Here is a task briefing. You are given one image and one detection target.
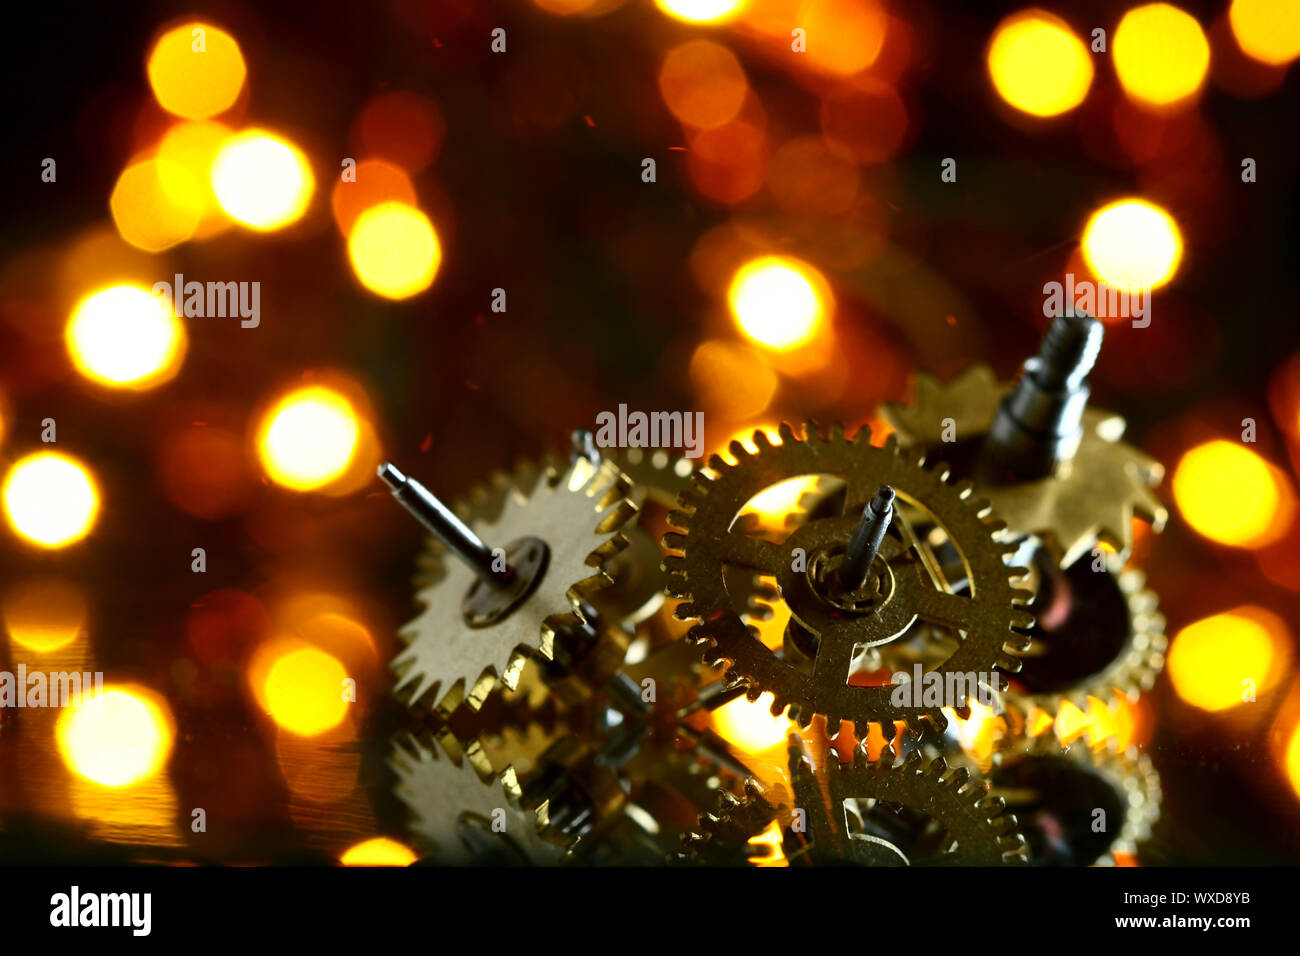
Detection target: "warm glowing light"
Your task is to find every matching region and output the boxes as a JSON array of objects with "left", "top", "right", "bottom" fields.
[
  {"left": 346, "top": 202, "right": 442, "bottom": 299},
  {"left": 3, "top": 580, "right": 87, "bottom": 653},
  {"left": 1230, "top": 0, "right": 1300, "bottom": 66},
  {"left": 256, "top": 386, "right": 361, "bottom": 491},
  {"left": 1168, "top": 608, "right": 1285, "bottom": 712},
  {"left": 689, "top": 341, "right": 778, "bottom": 419},
  {"left": 1081, "top": 199, "right": 1183, "bottom": 291},
  {"left": 211, "top": 130, "right": 315, "bottom": 230},
  {"left": 659, "top": 40, "right": 749, "bottom": 130},
  {"left": 3, "top": 453, "right": 99, "bottom": 548},
  {"left": 341, "top": 837, "right": 418, "bottom": 866},
  {"left": 157, "top": 120, "right": 234, "bottom": 238},
  {"left": 986, "top": 11, "right": 1093, "bottom": 117},
  {"left": 1113, "top": 4, "right": 1210, "bottom": 108},
  {"left": 740, "top": 475, "right": 823, "bottom": 524},
  {"left": 712, "top": 692, "right": 792, "bottom": 752},
  {"left": 66, "top": 284, "right": 186, "bottom": 389},
  {"left": 728, "top": 256, "right": 828, "bottom": 351},
  {"left": 331, "top": 159, "right": 417, "bottom": 235},
  {"left": 655, "top": 0, "right": 746, "bottom": 24},
  {"left": 110, "top": 158, "right": 203, "bottom": 251},
  {"left": 747, "top": 820, "right": 788, "bottom": 866},
  {"left": 262, "top": 645, "right": 350, "bottom": 736},
  {"left": 1173, "top": 440, "right": 1294, "bottom": 547},
  {"left": 799, "top": 0, "right": 888, "bottom": 75},
  {"left": 57, "top": 686, "right": 174, "bottom": 787},
  {"left": 1286, "top": 720, "right": 1300, "bottom": 800},
  {"left": 147, "top": 22, "right": 246, "bottom": 119}
]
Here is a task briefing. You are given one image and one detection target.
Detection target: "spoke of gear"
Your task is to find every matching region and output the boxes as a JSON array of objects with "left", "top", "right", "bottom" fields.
[
  {"left": 664, "top": 421, "right": 1034, "bottom": 737},
  {"left": 392, "top": 456, "right": 637, "bottom": 717},
  {"left": 881, "top": 363, "right": 1167, "bottom": 567}
]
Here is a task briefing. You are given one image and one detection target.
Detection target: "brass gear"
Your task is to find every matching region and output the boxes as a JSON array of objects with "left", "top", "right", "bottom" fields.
[
  {"left": 1009, "top": 566, "right": 1167, "bottom": 712},
  {"left": 389, "top": 732, "right": 572, "bottom": 865},
  {"left": 664, "top": 421, "right": 1035, "bottom": 737},
  {"left": 880, "top": 364, "right": 1166, "bottom": 568},
  {"left": 392, "top": 456, "right": 637, "bottom": 717},
  {"left": 988, "top": 737, "right": 1161, "bottom": 866},
  {"left": 685, "top": 739, "right": 1028, "bottom": 865}
]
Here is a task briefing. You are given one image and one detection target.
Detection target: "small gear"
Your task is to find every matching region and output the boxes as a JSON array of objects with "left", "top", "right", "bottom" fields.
[
  {"left": 685, "top": 740, "right": 1028, "bottom": 865},
  {"left": 881, "top": 364, "right": 1166, "bottom": 567},
  {"left": 389, "top": 733, "right": 572, "bottom": 865},
  {"left": 664, "top": 421, "right": 1035, "bottom": 737},
  {"left": 1009, "top": 564, "right": 1167, "bottom": 711},
  {"left": 392, "top": 456, "right": 637, "bottom": 717},
  {"left": 988, "top": 737, "right": 1161, "bottom": 866}
]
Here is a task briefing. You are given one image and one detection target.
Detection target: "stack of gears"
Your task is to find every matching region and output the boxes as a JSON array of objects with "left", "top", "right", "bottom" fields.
[{"left": 382, "top": 312, "right": 1168, "bottom": 866}]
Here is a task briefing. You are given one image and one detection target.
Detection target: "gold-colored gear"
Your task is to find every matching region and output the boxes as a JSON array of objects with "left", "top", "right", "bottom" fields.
[
  {"left": 988, "top": 737, "right": 1161, "bottom": 866},
  {"left": 389, "top": 732, "right": 572, "bottom": 865},
  {"left": 392, "top": 456, "right": 637, "bottom": 717},
  {"left": 880, "top": 363, "right": 1167, "bottom": 567},
  {"left": 1010, "top": 566, "right": 1167, "bottom": 712},
  {"left": 664, "top": 421, "right": 1035, "bottom": 737},
  {"left": 685, "top": 739, "right": 1028, "bottom": 865}
]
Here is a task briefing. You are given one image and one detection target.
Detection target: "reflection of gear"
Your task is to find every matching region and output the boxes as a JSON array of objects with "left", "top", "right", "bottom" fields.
[
  {"left": 665, "top": 422, "right": 1034, "bottom": 737},
  {"left": 991, "top": 737, "right": 1160, "bottom": 866},
  {"left": 1011, "top": 566, "right": 1167, "bottom": 711},
  {"left": 390, "top": 733, "right": 571, "bottom": 864},
  {"left": 881, "top": 364, "right": 1167, "bottom": 567},
  {"left": 686, "top": 741, "right": 1028, "bottom": 865},
  {"left": 393, "top": 458, "right": 637, "bottom": 716}
]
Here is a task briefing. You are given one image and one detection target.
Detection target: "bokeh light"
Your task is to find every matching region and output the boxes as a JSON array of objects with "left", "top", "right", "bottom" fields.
[
  {"left": 659, "top": 40, "right": 749, "bottom": 130},
  {"left": 728, "top": 255, "right": 829, "bottom": 350},
  {"left": 57, "top": 686, "right": 175, "bottom": 787},
  {"left": 354, "top": 91, "right": 444, "bottom": 173},
  {"left": 1230, "top": 0, "right": 1300, "bottom": 66},
  {"left": 1113, "top": 4, "right": 1210, "bottom": 109},
  {"left": 157, "top": 120, "right": 235, "bottom": 238},
  {"left": 1081, "top": 199, "right": 1183, "bottom": 291},
  {"left": 1286, "top": 719, "right": 1300, "bottom": 800},
  {"left": 1172, "top": 440, "right": 1295, "bottom": 547},
  {"left": 346, "top": 202, "right": 441, "bottom": 299},
  {"left": 147, "top": 22, "right": 246, "bottom": 120},
  {"left": 986, "top": 11, "right": 1094, "bottom": 117},
  {"left": 1168, "top": 607, "right": 1287, "bottom": 711},
  {"left": 211, "top": 130, "right": 315, "bottom": 230},
  {"left": 110, "top": 158, "right": 203, "bottom": 251},
  {"left": 340, "top": 837, "right": 417, "bottom": 866},
  {"left": 256, "top": 386, "right": 361, "bottom": 492},
  {"left": 689, "top": 340, "right": 778, "bottom": 419},
  {"left": 3, "top": 579, "right": 87, "bottom": 653},
  {"left": 655, "top": 0, "right": 746, "bottom": 24},
  {"left": 331, "top": 159, "right": 417, "bottom": 235},
  {"left": 262, "top": 645, "right": 350, "bottom": 736},
  {"left": 66, "top": 284, "right": 186, "bottom": 389},
  {"left": 3, "top": 452, "right": 99, "bottom": 548},
  {"left": 711, "top": 692, "right": 792, "bottom": 752},
  {"left": 799, "top": 0, "right": 888, "bottom": 76}
]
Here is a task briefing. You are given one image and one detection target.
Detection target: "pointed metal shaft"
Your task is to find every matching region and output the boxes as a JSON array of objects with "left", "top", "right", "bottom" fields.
[
  {"left": 378, "top": 462, "right": 513, "bottom": 588},
  {"left": 571, "top": 427, "right": 599, "bottom": 466},
  {"left": 840, "top": 486, "right": 895, "bottom": 591}
]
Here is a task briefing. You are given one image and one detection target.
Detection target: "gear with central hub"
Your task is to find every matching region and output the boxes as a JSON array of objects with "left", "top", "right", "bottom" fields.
[
  {"left": 685, "top": 738, "right": 1028, "bottom": 866},
  {"left": 663, "top": 421, "right": 1035, "bottom": 737},
  {"left": 392, "top": 457, "right": 638, "bottom": 718}
]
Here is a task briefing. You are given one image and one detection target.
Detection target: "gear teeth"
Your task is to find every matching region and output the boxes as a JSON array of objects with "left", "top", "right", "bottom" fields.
[
  {"left": 752, "top": 428, "right": 775, "bottom": 450},
  {"left": 777, "top": 422, "right": 798, "bottom": 444}
]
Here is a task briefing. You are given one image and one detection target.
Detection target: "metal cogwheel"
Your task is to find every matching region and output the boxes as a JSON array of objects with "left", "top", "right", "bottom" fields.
[
  {"left": 1008, "top": 566, "right": 1167, "bottom": 712},
  {"left": 880, "top": 363, "right": 1167, "bottom": 568},
  {"left": 685, "top": 740, "right": 1028, "bottom": 866},
  {"left": 990, "top": 736, "right": 1161, "bottom": 866},
  {"left": 392, "top": 456, "right": 637, "bottom": 716},
  {"left": 663, "top": 421, "right": 1035, "bottom": 737},
  {"left": 389, "top": 733, "right": 572, "bottom": 865}
]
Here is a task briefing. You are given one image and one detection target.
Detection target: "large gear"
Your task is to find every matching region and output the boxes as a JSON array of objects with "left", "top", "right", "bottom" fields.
[
  {"left": 685, "top": 740, "right": 1028, "bottom": 865},
  {"left": 664, "top": 422, "right": 1035, "bottom": 737},
  {"left": 392, "top": 456, "right": 637, "bottom": 717},
  {"left": 881, "top": 364, "right": 1166, "bottom": 567}
]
